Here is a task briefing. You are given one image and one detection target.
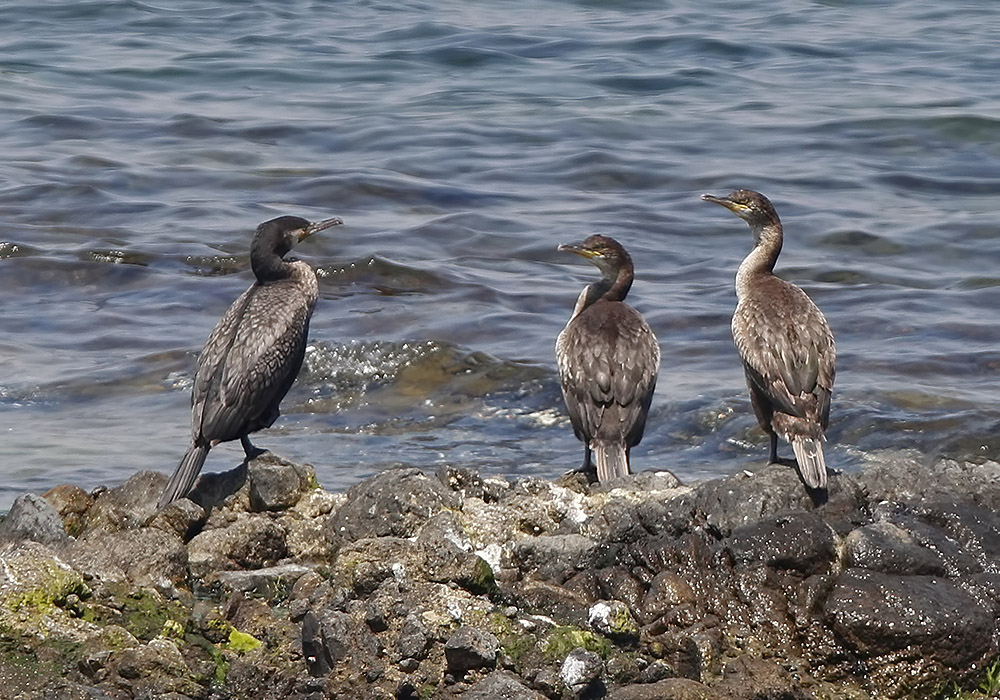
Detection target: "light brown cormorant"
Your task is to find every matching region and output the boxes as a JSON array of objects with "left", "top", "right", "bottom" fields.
[
  {"left": 556, "top": 235, "right": 660, "bottom": 482},
  {"left": 701, "top": 189, "right": 835, "bottom": 490},
  {"left": 158, "top": 215, "right": 343, "bottom": 508}
]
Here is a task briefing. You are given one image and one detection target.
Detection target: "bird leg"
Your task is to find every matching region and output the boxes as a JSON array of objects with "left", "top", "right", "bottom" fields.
[{"left": 241, "top": 436, "right": 268, "bottom": 461}]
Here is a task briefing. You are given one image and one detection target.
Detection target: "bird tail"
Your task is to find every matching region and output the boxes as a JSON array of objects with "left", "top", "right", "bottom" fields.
[
  {"left": 591, "top": 440, "right": 629, "bottom": 482},
  {"left": 158, "top": 445, "right": 209, "bottom": 508},
  {"left": 791, "top": 436, "right": 827, "bottom": 490}
]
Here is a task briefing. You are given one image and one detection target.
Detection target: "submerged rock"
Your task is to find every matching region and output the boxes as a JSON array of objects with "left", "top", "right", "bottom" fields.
[{"left": 1, "top": 452, "right": 998, "bottom": 699}]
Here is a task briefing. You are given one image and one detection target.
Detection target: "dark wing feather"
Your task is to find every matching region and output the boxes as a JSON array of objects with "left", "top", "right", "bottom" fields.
[
  {"left": 557, "top": 300, "right": 660, "bottom": 447},
  {"left": 733, "top": 276, "right": 834, "bottom": 426},
  {"left": 194, "top": 276, "right": 317, "bottom": 443}
]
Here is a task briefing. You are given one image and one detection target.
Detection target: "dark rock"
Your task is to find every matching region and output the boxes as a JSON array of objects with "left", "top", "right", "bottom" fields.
[
  {"left": 827, "top": 568, "right": 994, "bottom": 667},
  {"left": 726, "top": 512, "right": 837, "bottom": 575},
  {"left": 397, "top": 611, "right": 433, "bottom": 661},
  {"left": 844, "top": 521, "right": 946, "bottom": 576},
  {"left": 640, "top": 572, "right": 697, "bottom": 624},
  {"left": 607, "top": 678, "right": 725, "bottom": 700},
  {"left": 715, "top": 656, "right": 812, "bottom": 700},
  {"left": 560, "top": 647, "right": 603, "bottom": 695},
  {"left": 444, "top": 625, "right": 499, "bottom": 674},
  {"left": 248, "top": 454, "right": 316, "bottom": 511},
  {"left": 324, "top": 467, "right": 461, "bottom": 545},
  {"left": 0, "top": 493, "right": 69, "bottom": 545},
  {"left": 83, "top": 470, "right": 165, "bottom": 534},
  {"left": 462, "top": 670, "right": 546, "bottom": 699}
]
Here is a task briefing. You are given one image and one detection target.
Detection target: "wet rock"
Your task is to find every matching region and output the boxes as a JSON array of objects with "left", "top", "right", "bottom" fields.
[
  {"left": 248, "top": 454, "right": 317, "bottom": 511},
  {"left": 826, "top": 568, "right": 994, "bottom": 693},
  {"left": 715, "top": 656, "right": 812, "bottom": 700},
  {"left": 607, "top": 678, "right": 725, "bottom": 700},
  {"left": 560, "top": 647, "right": 603, "bottom": 695},
  {"left": 844, "top": 521, "right": 946, "bottom": 576},
  {"left": 0, "top": 493, "right": 69, "bottom": 545},
  {"left": 324, "top": 467, "right": 461, "bottom": 545},
  {"left": 726, "top": 512, "right": 837, "bottom": 575},
  {"left": 68, "top": 527, "right": 187, "bottom": 593},
  {"left": 462, "top": 670, "right": 546, "bottom": 699},
  {"left": 109, "top": 637, "right": 200, "bottom": 697},
  {"left": 444, "top": 625, "right": 499, "bottom": 674},
  {"left": 187, "top": 513, "right": 287, "bottom": 578},
  {"left": 83, "top": 470, "right": 165, "bottom": 534}
]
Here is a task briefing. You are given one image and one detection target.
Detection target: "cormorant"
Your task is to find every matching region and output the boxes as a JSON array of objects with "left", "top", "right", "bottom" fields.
[
  {"left": 701, "top": 189, "right": 835, "bottom": 490},
  {"left": 158, "top": 214, "right": 343, "bottom": 508},
  {"left": 555, "top": 235, "right": 660, "bottom": 482}
]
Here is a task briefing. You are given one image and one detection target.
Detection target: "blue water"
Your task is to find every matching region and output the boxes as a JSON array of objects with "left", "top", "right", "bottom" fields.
[{"left": 1, "top": 0, "right": 999, "bottom": 510}]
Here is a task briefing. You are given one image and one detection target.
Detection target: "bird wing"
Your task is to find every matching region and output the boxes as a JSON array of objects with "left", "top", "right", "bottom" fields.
[
  {"left": 557, "top": 301, "right": 660, "bottom": 446},
  {"left": 193, "top": 279, "right": 316, "bottom": 441},
  {"left": 733, "top": 280, "right": 835, "bottom": 425}
]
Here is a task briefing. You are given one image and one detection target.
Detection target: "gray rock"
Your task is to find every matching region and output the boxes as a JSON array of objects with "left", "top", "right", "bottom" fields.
[
  {"left": 83, "top": 470, "right": 166, "bottom": 534},
  {"left": 0, "top": 493, "right": 68, "bottom": 544},
  {"left": 146, "top": 497, "right": 206, "bottom": 541},
  {"left": 560, "top": 647, "right": 603, "bottom": 695},
  {"left": 109, "top": 638, "right": 200, "bottom": 697},
  {"left": 512, "top": 533, "right": 598, "bottom": 582},
  {"left": 187, "top": 513, "right": 288, "bottom": 578},
  {"left": 324, "top": 467, "right": 461, "bottom": 544},
  {"left": 462, "top": 670, "right": 546, "bottom": 699},
  {"left": 248, "top": 455, "right": 316, "bottom": 511},
  {"left": 588, "top": 600, "right": 639, "bottom": 642},
  {"left": 68, "top": 527, "right": 187, "bottom": 593},
  {"left": 207, "top": 563, "right": 313, "bottom": 600},
  {"left": 444, "top": 625, "right": 498, "bottom": 674}
]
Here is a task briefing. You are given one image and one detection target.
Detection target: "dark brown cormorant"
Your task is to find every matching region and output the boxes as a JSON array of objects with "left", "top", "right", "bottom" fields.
[
  {"left": 158, "top": 214, "right": 343, "bottom": 508},
  {"left": 556, "top": 235, "right": 660, "bottom": 482},
  {"left": 701, "top": 189, "right": 835, "bottom": 490}
]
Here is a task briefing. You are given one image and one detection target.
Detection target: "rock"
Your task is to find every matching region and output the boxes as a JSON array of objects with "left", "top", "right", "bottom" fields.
[
  {"left": 109, "top": 637, "right": 200, "bottom": 697},
  {"left": 324, "top": 467, "right": 461, "bottom": 545},
  {"left": 512, "top": 533, "right": 599, "bottom": 582},
  {"left": 146, "top": 498, "right": 206, "bottom": 541},
  {"left": 248, "top": 454, "right": 317, "bottom": 511},
  {"left": 844, "top": 521, "right": 946, "bottom": 576},
  {"left": 607, "top": 678, "right": 726, "bottom": 700},
  {"left": 187, "top": 513, "right": 287, "bottom": 578},
  {"left": 715, "top": 656, "right": 812, "bottom": 700},
  {"left": 462, "top": 670, "right": 546, "bottom": 699},
  {"left": 207, "top": 563, "right": 313, "bottom": 600},
  {"left": 68, "top": 527, "right": 187, "bottom": 593},
  {"left": 560, "top": 647, "right": 603, "bottom": 695},
  {"left": 444, "top": 625, "right": 498, "bottom": 674},
  {"left": 397, "top": 611, "right": 433, "bottom": 661},
  {"left": 826, "top": 568, "right": 994, "bottom": 694},
  {"left": 726, "top": 512, "right": 837, "bottom": 575},
  {"left": 0, "top": 493, "right": 69, "bottom": 545},
  {"left": 42, "top": 483, "right": 94, "bottom": 538},
  {"left": 588, "top": 600, "right": 639, "bottom": 642},
  {"left": 83, "top": 471, "right": 165, "bottom": 534}
]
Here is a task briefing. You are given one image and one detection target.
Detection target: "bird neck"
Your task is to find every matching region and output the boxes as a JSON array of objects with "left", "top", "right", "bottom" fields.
[
  {"left": 736, "top": 221, "right": 782, "bottom": 291},
  {"left": 250, "top": 245, "right": 296, "bottom": 283}
]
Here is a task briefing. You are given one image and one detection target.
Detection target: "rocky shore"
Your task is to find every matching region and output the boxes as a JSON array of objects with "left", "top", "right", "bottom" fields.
[{"left": 0, "top": 452, "right": 998, "bottom": 699}]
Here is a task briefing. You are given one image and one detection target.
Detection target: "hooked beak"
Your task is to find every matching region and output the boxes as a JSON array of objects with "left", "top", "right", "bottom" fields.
[
  {"left": 558, "top": 243, "right": 600, "bottom": 259},
  {"left": 701, "top": 193, "right": 750, "bottom": 218},
  {"left": 298, "top": 216, "right": 344, "bottom": 242}
]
